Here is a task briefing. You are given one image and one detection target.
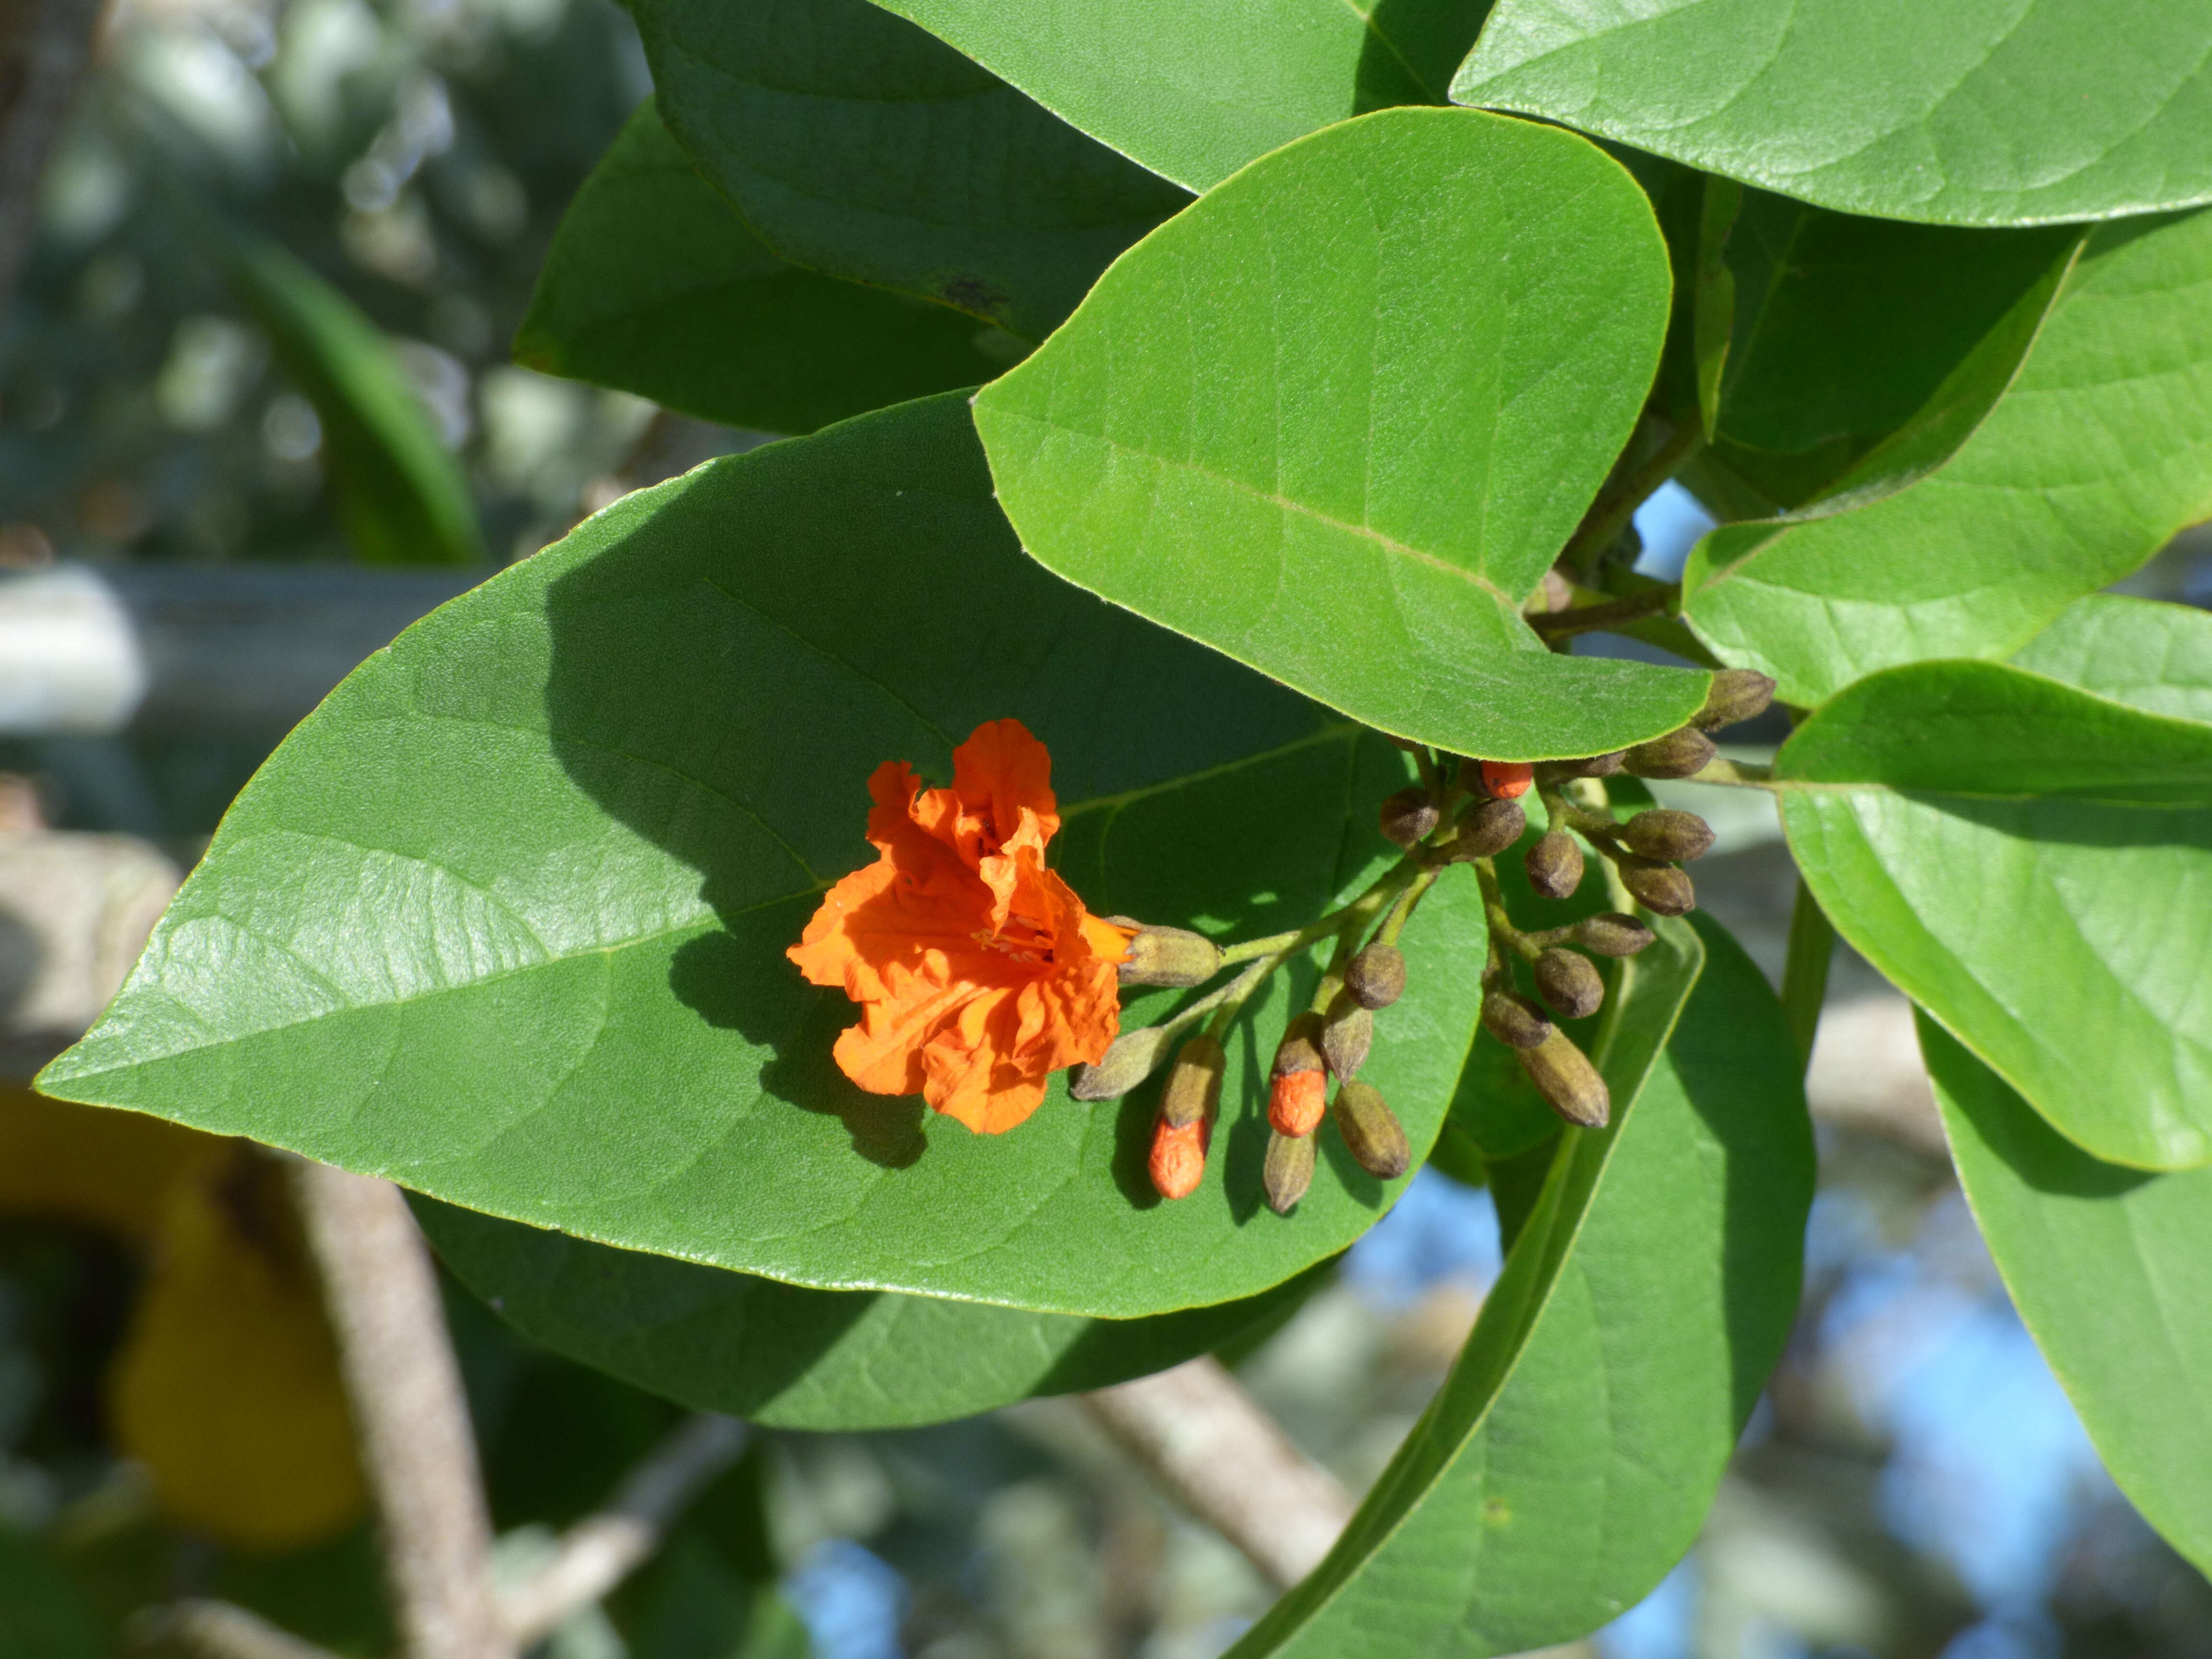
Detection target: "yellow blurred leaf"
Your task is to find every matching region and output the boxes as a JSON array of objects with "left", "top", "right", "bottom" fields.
[
  {"left": 109, "top": 1147, "right": 365, "bottom": 1551},
  {"left": 0, "top": 1085, "right": 214, "bottom": 1238}
]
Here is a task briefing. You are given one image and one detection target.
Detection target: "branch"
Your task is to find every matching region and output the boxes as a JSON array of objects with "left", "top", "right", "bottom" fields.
[
  {"left": 498, "top": 1412, "right": 750, "bottom": 1647},
  {"left": 288, "top": 1161, "right": 515, "bottom": 1659},
  {"left": 126, "top": 1600, "right": 339, "bottom": 1659},
  {"left": 0, "top": 0, "right": 104, "bottom": 317},
  {"left": 1082, "top": 1357, "right": 1354, "bottom": 1588}
]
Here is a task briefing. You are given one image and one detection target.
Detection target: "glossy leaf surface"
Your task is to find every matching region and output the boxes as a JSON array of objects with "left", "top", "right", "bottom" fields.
[
  {"left": 1232, "top": 914, "right": 1811, "bottom": 1657},
  {"left": 1777, "top": 655, "right": 2212, "bottom": 1168},
  {"left": 1452, "top": 0, "right": 2212, "bottom": 227},
  {"left": 1683, "top": 209, "right": 2212, "bottom": 706},
  {"left": 976, "top": 108, "right": 1710, "bottom": 762},
  {"left": 2012, "top": 593, "right": 2212, "bottom": 725},
  {"left": 876, "top": 0, "right": 1492, "bottom": 192},
  {"left": 38, "top": 394, "right": 1485, "bottom": 1318},
  {"left": 630, "top": 0, "right": 1189, "bottom": 341},
  {"left": 418, "top": 1197, "right": 1323, "bottom": 1429},
  {"left": 215, "top": 228, "right": 481, "bottom": 566},
  {"left": 514, "top": 103, "right": 1009, "bottom": 434},
  {"left": 1927, "top": 1018, "right": 2212, "bottom": 1575}
]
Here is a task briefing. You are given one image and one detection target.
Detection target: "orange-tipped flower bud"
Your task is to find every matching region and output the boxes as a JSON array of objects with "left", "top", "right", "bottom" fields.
[
  {"left": 1269, "top": 1068, "right": 1327, "bottom": 1138},
  {"left": 1480, "top": 759, "right": 1535, "bottom": 799},
  {"left": 1149, "top": 1117, "right": 1210, "bottom": 1200},
  {"left": 1157, "top": 1035, "right": 1226, "bottom": 1130}
]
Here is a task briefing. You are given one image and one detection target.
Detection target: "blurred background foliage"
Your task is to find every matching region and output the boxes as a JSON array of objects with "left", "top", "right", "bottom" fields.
[{"left": 2, "top": 0, "right": 2212, "bottom": 1656}]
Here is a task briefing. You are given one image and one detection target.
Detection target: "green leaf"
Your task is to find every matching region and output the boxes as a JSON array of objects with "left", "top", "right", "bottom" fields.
[
  {"left": 514, "top": 102, "right": 1011, "bottom": 435},
  {"left": 1693, "top": 183, "right": 2078, "bottom": 506},
  {"left": 0, "top": 1529, "right": 102, "bottom": 1659},
  {"left": 2011, "top": 593, "right": 2212, "bottom": 725},
  {"left": 629, "top": 0, "right": 1190, "bottom": 342},
  {"left": 974, "top": 108, "right": 1710, "bottom": 763},
  {"left": 1683, "top": 208, "right": 2212, "bottom": 706},
  {"left": 1776, "top": 657, "right": 2212, "bottom": 1168},
  {"left": 1450, "top": 0, "right": 2212, "bottom": 227},
  {"left": 415, "top": 1196, "right": 1325, "bottom": 1429},
  {"left": 873, "top": 0, "right": 1494, "bottom": 193},
  {"left": 1230, "top": 913, "right": 1812, "bottom": 1658},
  {"left": 36, "top": 393, "right": 1486, "bottom": 1319},
  {"left": 1925, "top": 1017, "right": 2212, "bottom": 1576},
  {"left": 212, "top": 227, "right": 482, "bottom": 567}
]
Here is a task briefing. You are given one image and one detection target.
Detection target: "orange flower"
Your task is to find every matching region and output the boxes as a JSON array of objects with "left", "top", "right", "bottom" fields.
[{"left": 788, "top": 720, "right": 1133, "bottom": 1135}]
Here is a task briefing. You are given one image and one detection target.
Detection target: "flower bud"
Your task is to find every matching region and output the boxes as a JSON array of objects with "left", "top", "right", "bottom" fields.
[
  {"left": 1379, "top": 787, "right": 1440, "bottom": 849},
  {"left": 1269, "top": 1068, "right": 1326, "bottom": 1138},
  {"left": 1622, "top": 726, "right": 1717, "bottom": 780},
  {"left": 1333, "top": 1080, "right": 1410, "bottom": 1179},
  {"left": 1322, "top": 994, "right": 1373, "bottom": 1080},
  {"left": 1619, "top": 808, "right": 1716, "bottom": 864},
  {"left": 1535, "top": 751, "right": 1625, "bottom": 783},
  {"left": 1480, "top": 988, "right": 1552, "bottom": 1049},
  {"left": 1574, "top": 912, "right": 1655, "bottom": 958},
  {"left": 1111, "top": 922, "right": 1224, "bottom": 987},
  {"left": 1691, "top": 668, "right": 1778, "bottom": 731},
  {"left": 1452, "top": 797, "right": 1525, "bottom": 861},
  {"left": 1620, "top": 856, "right": 1696, "bottom": 916},
  {"left": 1479, "top": 759, "right": 1534, "bottom": 800},
  {"left": 1263, "top": 1129, "right": 1316, "bottom": 1214},
  {"left": 1070, "top": 1025, "right": 1172, "bottom": 1101},
  {"left": 1149, "top": 1118, "right": 1210, "bottom": 1200},
  {"left": 1524, "top": 829, "right": 1584, "bottom": 900},
  {"left": 1158, "top": 1035, "right": 1226, "bottom": 1130},
  {"left": 1534, "top": 948, "right": 1605, "bottom": 1020},
  {"left": 1345, "top": 943, "right": 1406, "bottom": 1010},
  {"left": 1515, "top": 1028, "right": 1611, "bottom": 1128}
]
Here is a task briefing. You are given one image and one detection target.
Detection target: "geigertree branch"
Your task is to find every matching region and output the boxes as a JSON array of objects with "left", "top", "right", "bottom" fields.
[
  {"left": 1082, "top": 1356, "right": 1356, "bottom": 1588},
  {"left": 126, "top": 1600, "right": 342, "bottom": 1659},
  {"left": 498, "top": 1412, "right": 750, "bottom": 1647},
  {"left": 287, "top": 1162, "right": 517, "bottom": 1659},
  {"left": 0, "top": 0, "right": 104, "bottom": 316}
]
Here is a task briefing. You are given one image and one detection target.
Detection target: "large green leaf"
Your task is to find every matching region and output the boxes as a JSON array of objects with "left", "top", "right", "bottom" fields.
[
  {"left": 1926, "top": 1018, "right": 2212, "bottom": 1575},
  {"left": 1232, "top": 913, "right": 1811, "bottom": 1658},
  {"left": 418, "top": 1197, "right": 1322, "bottom": 1429},
  {"left": 514, "top": 102, "right": 1010, "bottom": 434},
  {"left": 1694, "top": 183, "right": 2077, "bottom": 506},
  {"left": 36, "top": 393, "right": 1486, "bottom": 1318},
  {"left": 1777, "top": 655, "right": 2212, "bottom": 1169},
  {"left": 974, "top": 108, "right": 1709, "bottom": 763},
  {"left": 2011, "top": 593, "right": 2212, "bottom": 725},
  {"left": 629, "top": 0, "right": 1189, "bottom": 342},
  {"left": 1682, "top": 208, "right": 2212, "bottom": 707},
  {"left": 1451, "top": 0, "right": 2212, "bottom": 227},
  {"left": 213, "top": 228, "right": 481, "bottom": 566},
  {"left": 874, "top": 0, "right": 1493, "bottom": 193}
]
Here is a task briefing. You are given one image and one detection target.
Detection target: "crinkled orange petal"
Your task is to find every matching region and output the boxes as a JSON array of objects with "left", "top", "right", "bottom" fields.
[{"left": 951, "top": 717, "right": 1059, "bottom": 857}]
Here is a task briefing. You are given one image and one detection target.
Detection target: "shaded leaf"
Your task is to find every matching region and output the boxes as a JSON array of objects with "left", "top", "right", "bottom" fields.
[
  {"left": 1926, "top": 1017, "right": 2212, "bottom": 1576},
  {"left": 1683, "top": 208, "right": 2212, "bottom": 706},
  {"left": 38, "top": 393, "right": 1485, "bottom": 1318},
  {"left": 213, "top": 227, "right": 481, "bottom": 566},
  {"left": 1776, "top": 656, "right": 2212, "bottom": 1167},
  {"left": 1694, "top": 183, "right": 2078, "bottom": 507},
  {"left": 876, "top": 0, "right": 1494, "bottom": 193},
  {"left": 417, "top": 1196, "right": 1326, "bottom": 1429},
  {"left": 975, "top": 108, "right": 1709, "bottom": 762},
  {"left": 1452, "top": 0, "right": 2212, "bottom": 227},
  {"left": 630, "top": 0, "right": 1189, "bottom": 341},
  {"left": 515, "top": 102, "right": 1011, "bottom": 434},
  {"left": 1231, "top": 914, "right": 1811, "bottom": 1657}
]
